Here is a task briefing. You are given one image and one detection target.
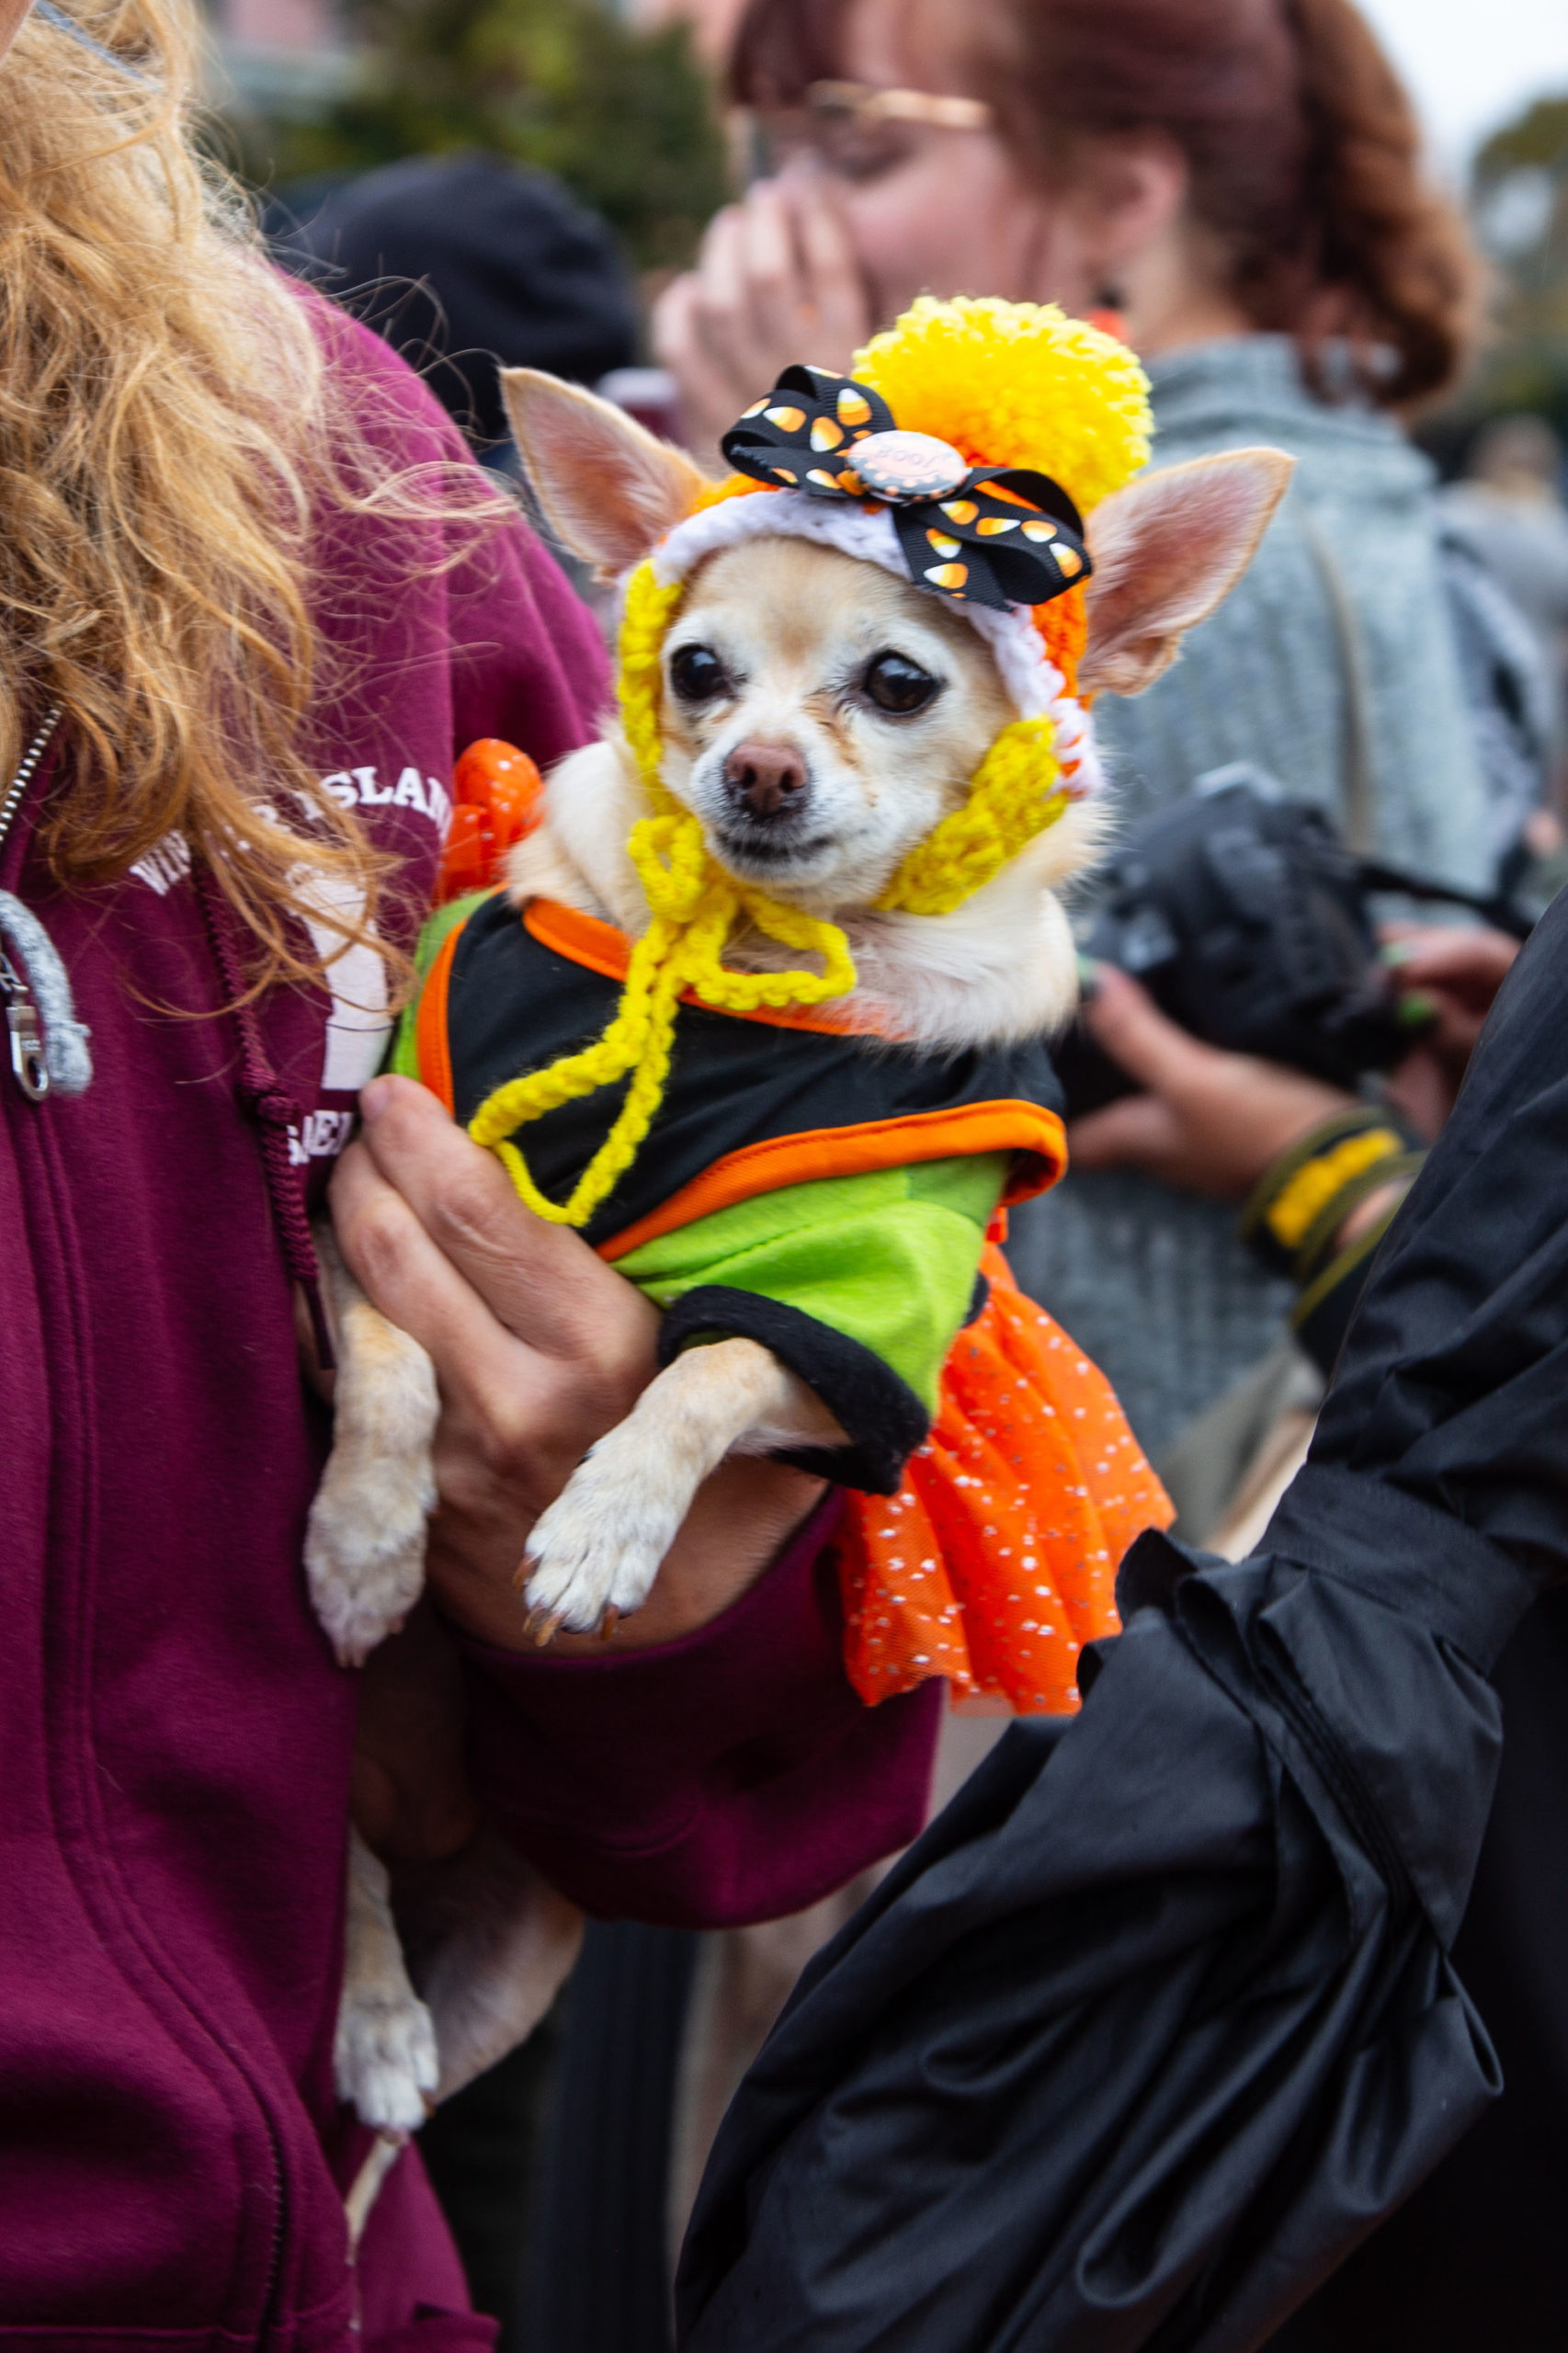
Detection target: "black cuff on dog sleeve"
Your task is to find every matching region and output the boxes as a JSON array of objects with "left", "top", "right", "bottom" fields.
[{"left": 655, "top": 1285, "right": 930, "bottom": 1496}]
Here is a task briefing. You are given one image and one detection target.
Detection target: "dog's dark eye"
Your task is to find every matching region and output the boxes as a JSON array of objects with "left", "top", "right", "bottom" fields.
[
  {"left": 863, "top": 651, "right": 940, "bottom": 715},
  {"left": 669, "top": 644, "right": 732, "bottom": 703}
]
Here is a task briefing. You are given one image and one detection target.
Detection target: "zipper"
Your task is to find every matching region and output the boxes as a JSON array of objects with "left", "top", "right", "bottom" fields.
[
  {"left": 0, "top": 707, "right": 62, "bottom": 1103},
  {"left": 1, "top": 949, "right": 48, "bottom": 1100},
  {"left": 257, "top": 2103, "right": 290, "bottom": 2342},
  {"left": 15, "top": 859, "right": 298, "bottom": 2338}
]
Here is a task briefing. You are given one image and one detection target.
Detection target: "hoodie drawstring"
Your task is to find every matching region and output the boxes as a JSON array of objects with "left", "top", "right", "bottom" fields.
[{"left": 195, "top": 862, "right": 335, "bottom": 1374}]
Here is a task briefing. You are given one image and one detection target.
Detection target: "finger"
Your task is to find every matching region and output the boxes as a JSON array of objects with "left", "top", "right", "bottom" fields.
[
  {"left": 332, "top": 1138, "right": 649, "bottom": 1525},
  {"left": 1081, "top": 965, "right": 1221, "bottom": 1099},
  {"left": 652, "top": 277, "right": 744, "bottom": 460},
  {"left": 1383, "top": 1046, "right": 1453, "bottom": 1143},
  {"left": 329, "top": 1132, "right": 551, "bottom": 1399},
  {"left": 1390, "top": 932, "right": 1518, "bottom": 997},
  {"left": 1403, "top": 989, "right": 1487, "bottom": 1063},
  {"left": 649, "top": 271, "right": 699, "bottom": 369},
  {"left": 693, "top": 206, "right": 761, "bottom": 375},
  {"left": 789, "top": 178, "right": 871, "bottom": 362},
  {"left": 1067, "top": 1093, "right": 1187, "bottom": 1176},
  {"left": 348, "top": 1077, "right": 653, "bottom": 1364},
  {"left": 739, "top": 180, "right": 805, "bottom": 354},
  {"left": 696, "top": 197, "right": 744, "bottom": 274}
]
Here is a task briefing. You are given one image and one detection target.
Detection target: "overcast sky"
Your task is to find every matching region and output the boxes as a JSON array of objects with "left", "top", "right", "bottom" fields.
[{"left": 1358, "top": 0, "right": 1568, "bottom": 169}]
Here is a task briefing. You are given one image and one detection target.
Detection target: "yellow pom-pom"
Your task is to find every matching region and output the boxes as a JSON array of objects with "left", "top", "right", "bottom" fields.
[{"left": 852, "top": 297, "right": 1152, "bottom": 514}]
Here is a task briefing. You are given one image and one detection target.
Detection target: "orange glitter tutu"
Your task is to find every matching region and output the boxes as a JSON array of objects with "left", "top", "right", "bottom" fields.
[{"left": 835, "top": 1244, "right": 1172, "bottom": 1715}]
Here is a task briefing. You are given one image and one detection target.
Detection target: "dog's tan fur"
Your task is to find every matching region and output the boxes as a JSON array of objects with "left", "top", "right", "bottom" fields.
[
  {"left": 510, "top": 538, "right": 1104, "bottom": 1054},
  {"left": 315, "top": 374, "right": 1292, "bottom": 2128}
]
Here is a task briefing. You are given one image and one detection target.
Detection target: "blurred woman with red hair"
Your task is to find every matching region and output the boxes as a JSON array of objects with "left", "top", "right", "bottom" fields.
[{"left": 656, "top": 0, "right": 1501, "bottom": 1471}]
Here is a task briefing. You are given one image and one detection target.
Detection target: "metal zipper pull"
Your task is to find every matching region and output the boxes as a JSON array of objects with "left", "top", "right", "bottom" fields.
[
  {"left": 1, "top": 952, "right": 49, "bottom": 1101},
  {"left": 0, "top": 709, "right": 64, "bottom": 1107}
]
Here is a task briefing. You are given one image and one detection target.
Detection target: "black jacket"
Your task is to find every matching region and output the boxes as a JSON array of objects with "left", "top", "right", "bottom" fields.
[{"left": 676, "top": 884, "right": 1568, "bottom": 2351}]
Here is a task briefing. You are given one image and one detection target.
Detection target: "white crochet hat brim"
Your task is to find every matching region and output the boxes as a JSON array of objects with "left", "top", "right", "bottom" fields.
[{"left": 650, "top": 492, "right": 1103, "bottom": 798}]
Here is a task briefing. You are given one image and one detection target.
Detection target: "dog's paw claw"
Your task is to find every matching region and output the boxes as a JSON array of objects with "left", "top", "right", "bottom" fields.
[
  {"left": 523, "top": 1603, "right": 563, "bottom": 1648},
  {"left": 517, "top": 1442, "right": 685, "bottom": 1637}
]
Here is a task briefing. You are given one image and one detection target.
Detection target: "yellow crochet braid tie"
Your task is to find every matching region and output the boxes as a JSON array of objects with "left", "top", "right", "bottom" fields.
[
  {"left": 468, "top": 563, "right": 857, "bottom": 1228},
  {"left": 876, "top": 717, "right": 1067, "bottom": 916}
]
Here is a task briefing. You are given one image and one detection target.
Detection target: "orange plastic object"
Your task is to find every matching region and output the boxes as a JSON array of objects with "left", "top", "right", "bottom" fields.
[
  {"left": 435, "top": 739, "right": 546, "bottom": 904},
  {"left": 835, "top": 1245, "right": 1173, "bottom": 1716}
]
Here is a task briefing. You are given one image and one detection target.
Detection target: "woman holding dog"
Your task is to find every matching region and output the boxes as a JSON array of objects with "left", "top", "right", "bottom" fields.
[
  {"left": 654, "top": 0, "right": 1506, "bottom": 1460},
  {"left": 0, "top": 0, "right": 951, "bottom": 2335}
]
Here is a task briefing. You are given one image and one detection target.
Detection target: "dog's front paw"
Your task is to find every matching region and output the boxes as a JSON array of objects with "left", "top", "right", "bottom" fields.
[
  {"left": 335, "top": 1971, "right": 439, "bottom": 2135},
  {"left": 305, "top": 1448, "right": 437, "bottom": 1668},
  {"left": 519, "top": 1450, "right": 680, "bottom": 1639}
]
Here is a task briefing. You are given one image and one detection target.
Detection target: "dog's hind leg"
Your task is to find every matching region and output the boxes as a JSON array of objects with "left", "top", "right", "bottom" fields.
[
  {"left": 520, "top": 1337, "right": 844, "bottom": 1638},
  {"left": 335, "top": 1825, "right": 439, "bottom": 2134},
  {"left": 305, "top": 1224, "right": 439, "bottom": 1667}
]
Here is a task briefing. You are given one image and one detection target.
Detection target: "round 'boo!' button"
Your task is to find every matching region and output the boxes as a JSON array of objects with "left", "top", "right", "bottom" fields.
[{"left": 852, "top": 430, "right": 970, "bottom": 503}]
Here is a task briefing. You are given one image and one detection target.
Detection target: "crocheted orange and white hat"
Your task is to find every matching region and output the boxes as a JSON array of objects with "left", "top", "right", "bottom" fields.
[{"left": 647, "top": 297, "right": 1153, "bottom": 801}]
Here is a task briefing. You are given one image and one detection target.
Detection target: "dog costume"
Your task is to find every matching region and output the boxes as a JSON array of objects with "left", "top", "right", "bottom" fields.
[{"left": 399, "top": 300, "right": 1172, "bottom": 1712}]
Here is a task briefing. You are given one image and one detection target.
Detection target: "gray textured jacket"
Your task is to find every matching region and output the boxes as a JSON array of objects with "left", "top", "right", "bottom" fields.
[{"left": 1011, "top": 336, "right": 1494, "bottom": 1457}]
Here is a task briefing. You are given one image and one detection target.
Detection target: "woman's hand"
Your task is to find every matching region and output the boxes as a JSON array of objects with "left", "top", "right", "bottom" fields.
[
  {"left": 1067, "top": 964, "right": 1357, "bottom": 1200},
  {"left": 1380, "top": 925, "right": 1521, "bottom": 1138},
  {"left": 329, "top": 1075, "right": 824, "bottom": 1654},
  {"left": 653, "top": 174, "right": 873, "bottom": 465}
]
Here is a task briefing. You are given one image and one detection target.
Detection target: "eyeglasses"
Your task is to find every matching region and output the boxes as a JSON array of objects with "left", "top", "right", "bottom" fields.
[
  {"left": 804, "top": 81, "right": 994, "bottom": 134},
  {"left": 740, "top": 79, "right": 994, "bottom": 184}
]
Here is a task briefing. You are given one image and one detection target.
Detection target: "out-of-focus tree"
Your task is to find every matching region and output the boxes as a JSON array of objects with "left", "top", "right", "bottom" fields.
[
  {"left": 1463, "top": 94, "right": 1568, "bottom": 439},
  {"left": 230, "top": 0, "right": 729, "bottom": 270}
]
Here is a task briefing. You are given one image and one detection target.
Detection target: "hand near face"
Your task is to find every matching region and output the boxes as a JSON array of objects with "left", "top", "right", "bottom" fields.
[{"left": 653, "top": 175, "right": 873, "bottom": 467}]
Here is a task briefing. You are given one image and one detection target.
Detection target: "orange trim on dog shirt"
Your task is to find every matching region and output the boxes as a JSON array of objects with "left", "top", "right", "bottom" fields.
[
  {"left": 599, "top": 1100, "right": 1067, "bottom": 1261},
  {"left": 524, "top": 897, "right": 898, "bottom": 1040},
  {"left": 415, "top": 919, "right": 465, "bottom": 1116}
]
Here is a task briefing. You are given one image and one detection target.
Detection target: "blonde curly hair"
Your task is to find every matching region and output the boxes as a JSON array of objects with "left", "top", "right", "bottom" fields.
[{"left": 0, "top": 0, "right": 501, "bottom": 995}]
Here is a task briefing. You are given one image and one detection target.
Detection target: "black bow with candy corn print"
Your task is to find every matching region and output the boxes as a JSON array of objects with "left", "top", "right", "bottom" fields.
[{"left": 720, "top": 364, "right": 1092, "bottom": 612}]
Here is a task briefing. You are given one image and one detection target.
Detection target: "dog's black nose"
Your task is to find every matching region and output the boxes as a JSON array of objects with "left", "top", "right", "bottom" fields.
[{"left": 722, "top": 742, "right": 808, "bottom": 821}]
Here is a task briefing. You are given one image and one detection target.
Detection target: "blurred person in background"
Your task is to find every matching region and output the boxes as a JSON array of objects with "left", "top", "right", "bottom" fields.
[
  {"left": 1442, "top": 412, "right": 1568, "bottom": 809},
  {"left": 269, "top": 152, "right": 640, "bottom": 461},
  {"left": 653, "top": 0, "right": 1515, "bottom": 1481}
]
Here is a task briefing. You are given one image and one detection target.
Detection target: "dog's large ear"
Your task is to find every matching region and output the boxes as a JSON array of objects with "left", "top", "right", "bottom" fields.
[
  {"left": 1079, "top": 449, "right": 1294, "bottom": 697},
  {"left": 501, "top": 369, "right": 710, "bottom": 574}
]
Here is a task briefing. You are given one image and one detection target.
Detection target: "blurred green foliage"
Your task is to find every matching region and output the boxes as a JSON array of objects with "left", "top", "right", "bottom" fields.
[
  {"left": 1457, "top": 93, "right": 1568, "bottom": 443},
  {"left": 231, "top": 0, "right": 729, "bottom": 270}
]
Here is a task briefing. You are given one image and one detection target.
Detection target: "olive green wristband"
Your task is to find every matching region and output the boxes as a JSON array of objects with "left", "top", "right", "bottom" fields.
[{"left": 1240, "top": 1106, "right": 1426, "bottom": 1289}]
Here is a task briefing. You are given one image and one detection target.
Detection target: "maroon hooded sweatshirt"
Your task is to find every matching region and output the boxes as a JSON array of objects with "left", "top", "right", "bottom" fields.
[{"left": 0, "top": 307, "right": 939, "bottom": 2345}]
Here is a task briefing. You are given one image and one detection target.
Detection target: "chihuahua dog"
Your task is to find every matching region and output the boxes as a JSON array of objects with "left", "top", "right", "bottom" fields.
[{"left": 312, "top": 368, "right": 1291, "bottom": 2133}]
